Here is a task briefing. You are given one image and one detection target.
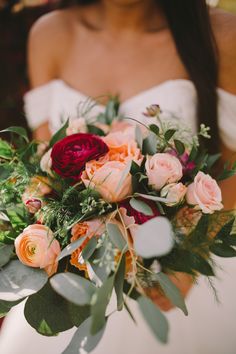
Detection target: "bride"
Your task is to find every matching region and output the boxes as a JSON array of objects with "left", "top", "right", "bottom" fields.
[{"left": 1, "top": 1, "right": 236, "bottom": 353}]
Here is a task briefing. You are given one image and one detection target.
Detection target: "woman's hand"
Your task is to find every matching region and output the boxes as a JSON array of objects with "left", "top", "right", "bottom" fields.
[{"left": 146, "top": 272, "right": 193, "bottom": 311}]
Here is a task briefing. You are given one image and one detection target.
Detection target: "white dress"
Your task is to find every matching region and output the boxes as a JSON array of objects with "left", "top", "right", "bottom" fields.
[{"left": 1, "top": 79, "right": 236, "bottom": 354}]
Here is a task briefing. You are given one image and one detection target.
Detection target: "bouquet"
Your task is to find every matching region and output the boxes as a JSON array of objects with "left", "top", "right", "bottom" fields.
[{"left": 0, "top": 98, "right": 236, "bottom": 352}]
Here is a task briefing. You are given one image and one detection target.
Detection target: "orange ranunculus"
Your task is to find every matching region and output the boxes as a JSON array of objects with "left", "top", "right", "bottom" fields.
[
  {"left": 70, "top": 219, "right": 105, "bottom": 271},
  {"left": 14, "top": 224, "right": 60, "bottom": 276}
]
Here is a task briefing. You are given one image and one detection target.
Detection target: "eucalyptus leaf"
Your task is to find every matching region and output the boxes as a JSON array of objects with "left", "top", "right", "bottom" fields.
[
  {"left": 155, "top": 272, "right": 188, "bottom": 315},
  {"left": 0, "top": 243, "right": 14, "bottom": 267},
  {"left": 130, "top": 198, "right": 154, "bottom": 216},
  {"left": 62, "top": 317, "right": 106, "bottom": 354},
  {"left": 82, "top": 237, "right": 97, "bottom": 261},
  {"left": 142, "top": 132, "right": 157, "bottom": 155},
  {"left": 114, "top": 254, "right": 126, "bottom": 311},
  {"left": 57, "top": 236, "right": 87, "bottom": 261},
  {"left": 50, "top": 272, "right": 96, "bottom": 306},
  {"left": 134, "top": 217, "right": 174, "bottom": 258},
  {"left": 138, "top": 296, "right": 169, "bottom": 344},
  {"left": 135, "top": 125, "right": 143, "bottom": 150},
  {"left": 24, "top": 282, "right": 73, "bottom": 336},
  {"left": 90, "top": 276, "right": 114, "bottom": 335},
  {"left": 0, "top": 260, "right": 48, "bottom": 301},
  {"left": 106, "top": 223, "right": 127, "bottom": 251},
  {"left": 0, "top": 126, "right": 29, "bottom": 142}
]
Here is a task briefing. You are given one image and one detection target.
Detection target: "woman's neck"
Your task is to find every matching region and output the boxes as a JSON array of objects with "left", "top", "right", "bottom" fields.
[{"left": 78, "top": 0, "right": 167, "bottom": 35}]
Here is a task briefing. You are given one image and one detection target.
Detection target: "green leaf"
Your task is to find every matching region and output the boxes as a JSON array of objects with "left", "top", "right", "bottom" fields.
[
  {"left": 114, "top": 255, "right": 126, "bottom": 311},
  {"left": 67, "top": 302, "right": 91, "bottom": 327},
  {"left": 0, "top": 243, "right": 14, "bottom": 267},
  {"left": 6, "top": 208, "right": 27, "bottom": 233},
  {"left": 57, "top": 236, "right": 87, "bottom": 261},
  {"left": 50, "top": 273, "right": 96, "bottom": 306},
  {"left": 106, "top": 222, "right": 127, "bottom": 251},
  {"left": 142, "top": 133, "right": 157, "bottom": 155},
  {"left": 129, "top": 198, "right": 154, "bottom": 216},
  {"left": 215, "top": 219, "right": 235, "bottom": 241},
  {"left": 0, "top": 299, "right": 23, "bottom": 318},
  {"left": 0, "top": 126, "right": 29, "bottom": 143},
  {"left": 104, "top": 97, "right": 120, "bottom": 124},
  {"left": 0, "top": 140, "right": 14, "bottom": 160},
  {"left": 62, "top": 317, "right": 106, "bottom": 354},
  {"left": 189, "top": 145, "right": 198, "bottom": 161},
  {"left": 49, "top": 119, "right": 69, "bottom": 147},
  {"left": 206, "top": 153, "right": 221, "bottom": 170},
  {"left": 24, "top": 282, "right": 73, "bottom": 336},
  {"left": 90, "top": 276, "right": 114, "bottom": 335},
  {"left": 82, "top": 237, "right": 97, "bottom": 261},
  {"left": 190, "top": 254, "right": 214, "bottom": 276},
  {"left": 149, "top": 124, "right": 160, "bottom": 136},
  {"left": 134, "top": 217, "right": 174, "bottom": 258},
  {"left": 135, "top": 125, "right": 143, "bottom": 150},
  {"left": 138, "top": 296, "right": 169, "bottom": 343},
  {"left": 210, "top": 242, "right": 236, "bottom": 257},
  {"left": 164, "top": 129, "right": 176, "bottom": 141},
  {"left": 87, "top": 124, "right": 106, "bottom": 136},
  {"left": 0, "top": 260, "right": 48, "bottom": 301},
  {"left": 174, "top": 139, "right": 185, "bottom": 155},
  {"left": 155, "top": 272, "right": 188, "bottom": 315}
]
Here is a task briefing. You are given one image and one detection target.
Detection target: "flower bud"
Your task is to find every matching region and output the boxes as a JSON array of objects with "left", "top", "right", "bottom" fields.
[
  {"left": 143, "top": 104, "right": 161, "bottom": 117},
  {"left": 25, "top": 198, "right": 42, "bottom": 214}
]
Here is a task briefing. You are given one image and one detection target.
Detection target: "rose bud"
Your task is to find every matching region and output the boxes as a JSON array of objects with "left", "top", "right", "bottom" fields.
[
  {"left": 186, "top": 171, "right": 223, "bottom": 214},
  {"left": 25, "top": 198, "right": 42, "bottom": 214},
  {"left": 145, "top": 153, "right": 183, "bottom": 191},
  {"left": 160, "top": 183, "right": 187, "bottom": 206},
  {"left": 143, "top": 104, "right": 161, "bottom": 117},
  {"left": 15, "top": 224, "right": 61, "bottom": 276},
  {"left": 51, "top": 133, "right": 109, "bottom": 182}
]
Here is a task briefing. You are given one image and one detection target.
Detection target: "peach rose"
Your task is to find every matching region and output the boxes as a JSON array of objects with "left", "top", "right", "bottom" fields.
[
  {"left": 160, "top": 183, "right": 187, "bottom": 206},
  {"left": 14, "top": 224, "right": 60, "bottom": 276},
  {"left": 145, "top": 153, "right": 183, "bottom": 191},
  {"left": 186, "top": 171, "right": 223, "bottom": 214},
  {"left": 70, "top": 219, "right": 105, "bottom": 271},
  {"left": 66, "top": 117, "right": 87, "bottom": 135},
  {"left": 82, "top": 160, "right": 132, "bottom": 203},
  {"left": 103, "top": 131, "right": 143, "bottom": 165}
]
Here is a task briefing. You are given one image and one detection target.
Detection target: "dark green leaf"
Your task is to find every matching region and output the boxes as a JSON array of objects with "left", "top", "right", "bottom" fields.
[
  {"left": 190, "top": 254, "right": 214, "bottom": 276},
  {"left": 189, "top": 145, "right": 198, "bottom": 161},
  {"left": 215, "top": 219, "right": 235, "bottom": 241},
  {"left": 155, "top": 272, "right": 188, "bottom": 315},
  {"left": 138, "top": 296, "right": 169, "bottom": 343},
  {"left": 206, "top": 153, "right": 221, "bottom": 170},
  {"left": 130, "top": 198, "right": 153, "bottom": 216},
  {"left": 67, "top": 302, "right": 91, "bottom": 327},
  {"left": 149, "top": 124, "right": 160, "bottom": 136},
  {"left": 210, "top": 242, "right": 236, "bottom": 257},
  {"left": 49, "top": 119, "right": 69, "bottom": 147},
  {"left": 107, "top": 223, "right": 127, "bottom": 251},
  {"left": 0, "top": 126, "right": 29, "bottom": 142},
  {"left": 87, "top": 124, "right": 106, "bottom": 136},
  {"left": 135, "top": 125, "right": 143, "bottom": 150},
  {"left": 114, "top": 255, "right": 126, "bottom": 311},
  {"left": 62, "top": 317, "right": 106, "bottom": 354},
  {"left": 0, "top": 299, "right": 23, "bottom": 318},
  {"left": 82, "top": 237, "right": 97, "bottom": 261},
  {"left": 50, "top": 272, "right": 96, "bottom": 306},
  {"left": 24, "top": 283, "right": 74, "bottom": 336},
  {"left": 90, "top": 276, "right": 114, "bottom": 334},
  {"left": 0, "top": 243, "right": 14, "bottom": 267},
  {"left": 142, "top": 133, "right": 157, "bottom": 155},
  {"left": 0, "top": 260, "right": 48, "bottom": 301},
  {"left": 164, "top": 129, "right": 176, "bottom": 141},
  {"left": 174, "top": 139, "right": 185, "bottom": 155},
  {"left": 0, "top": 140, "right": 14, "bottom": 160}
]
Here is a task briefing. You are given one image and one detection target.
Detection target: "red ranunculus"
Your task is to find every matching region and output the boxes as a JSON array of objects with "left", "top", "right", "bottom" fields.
[
  {"left": 51, "top": 133, "right": 109, "bottom": 181},
  {"left": 119, "top": 198, "right": 160, "bottom": 225}
]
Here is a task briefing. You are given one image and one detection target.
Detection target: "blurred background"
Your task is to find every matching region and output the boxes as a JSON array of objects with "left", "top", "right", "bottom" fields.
[{"left": 0, "top": 0, "right": 235, "bottom": 133}]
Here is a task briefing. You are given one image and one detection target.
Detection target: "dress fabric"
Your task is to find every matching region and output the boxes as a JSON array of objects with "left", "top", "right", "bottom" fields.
[{"left": 0, "top": 79, "right": 236, "bottom": 354}]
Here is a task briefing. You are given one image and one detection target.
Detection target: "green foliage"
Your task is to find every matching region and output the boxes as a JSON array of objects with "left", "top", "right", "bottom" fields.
[
  {"left": 174, "top": 139, "right": 185, "bottom": 155},
  {"left": 0, "top": 243, "right": 14, "bottom": 267},
  {"left": 0, "top": 299, "right": 23, "bottom": 318},
  {"left": 0, "top": 140, "right": 14, "bottom": 160},
  {"left": 106, "top": 222, "right": 127, "bottom": 251},
  {"left": 130, "top": 198, "right": 154, "bottom": 216},
  {"left": 114, "top": 254, "right": 126, "bottom": 311},
  {"left": 142, "top": 132, "right": 157, "bottom": 155},
  {"left": 49, "top": 119, "right": 69, "bottom": 147},
  {"left": 217, "top": 161, "right": 236, "bottom": 181},
  {"left": 0, "top": 126, "right": 29, "bottom": 143}
]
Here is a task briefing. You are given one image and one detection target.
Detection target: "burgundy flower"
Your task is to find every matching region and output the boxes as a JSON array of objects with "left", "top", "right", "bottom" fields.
[
  {"left": 51, "top": 133, "right": 109, "bottom": 181},
  {"left": 170, "top": 150, "right": 195, "bottom": 174},
  {"left": 119, "top": 198, "right": 160, "bottom": 225}
]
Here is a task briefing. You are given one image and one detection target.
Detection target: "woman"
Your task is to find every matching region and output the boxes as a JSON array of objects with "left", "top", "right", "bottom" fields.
[{"left": 0, "top": 1, "right": 236, "bottom": 353}]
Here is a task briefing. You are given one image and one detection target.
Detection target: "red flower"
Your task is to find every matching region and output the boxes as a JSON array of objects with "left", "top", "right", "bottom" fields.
[
  {"left": 119, "top": 198, "right": 160, "bottom": 225},
  {"left": 51, "top": 133, "right": 109, "bottom": 181}
]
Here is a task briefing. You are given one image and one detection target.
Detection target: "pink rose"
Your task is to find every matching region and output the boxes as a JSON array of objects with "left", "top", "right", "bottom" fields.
[
  {"left": 51, "top": 133, "right": 109, "bottom": 182},
  {"left": 82, "top": 160, "right": 132, "bottom": 203},
  {"left": 160, "top": 183, "right": 187, "bottom": 206},
  {"left": 145, "top": 153, "right": 183, "bottom": 191},
  {"left": 186, "top": 171, "right": 223, "bottom": 214},
  {"left": 15, "top": 224, "right": 61, "bottom": 276}
]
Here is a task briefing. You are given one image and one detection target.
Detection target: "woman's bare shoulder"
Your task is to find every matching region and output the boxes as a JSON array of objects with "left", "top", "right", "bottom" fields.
[{"left": 210, "top": 8, "right": 236, "bottom": 92}]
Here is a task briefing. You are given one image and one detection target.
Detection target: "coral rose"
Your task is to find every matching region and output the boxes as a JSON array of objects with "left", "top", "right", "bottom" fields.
[
  {"left": 145, "top": 153, "right": 183, "bottom": 191},
  {"left": 186, "top": 171, "right": 223, "bottom": 214},
  {"left": 14, "top": 224, "right": 60, "bottom": 276},
  {"left": 51, "top": 133, "right": 109, "bottom": 181},
  {"left": 82, "top": 160, "right": 132, "bottom": 203}
]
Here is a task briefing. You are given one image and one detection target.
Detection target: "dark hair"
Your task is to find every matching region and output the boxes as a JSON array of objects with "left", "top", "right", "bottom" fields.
[{"left": 61, "top": 0, "right": 219, "bottom": 152}]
